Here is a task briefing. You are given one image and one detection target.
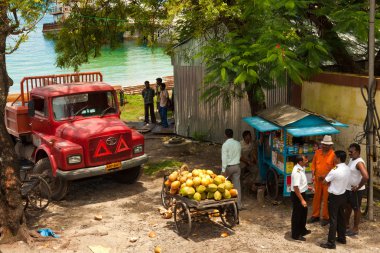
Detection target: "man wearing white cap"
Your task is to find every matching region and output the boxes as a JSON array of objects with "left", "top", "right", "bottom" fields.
[{"left": 308, "top": 135, "right": 335, "bottom": 226}]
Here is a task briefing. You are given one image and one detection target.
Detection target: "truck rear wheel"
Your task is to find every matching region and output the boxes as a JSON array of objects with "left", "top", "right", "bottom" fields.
[
  {"left": 34, "top": 158, "right": 69, "bottom": 201},
  {"left": 112, "top": 166, "right": 142, "bottom": 184}
]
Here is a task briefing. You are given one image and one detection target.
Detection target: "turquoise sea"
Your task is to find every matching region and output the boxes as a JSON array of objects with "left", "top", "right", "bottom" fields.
[{"left": 6, "top": 15, "right": 173, "bottom": 94}]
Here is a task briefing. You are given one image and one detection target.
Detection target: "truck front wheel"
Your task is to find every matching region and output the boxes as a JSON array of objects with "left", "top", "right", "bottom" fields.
[
  {"left": 112, "top": 166, "right": 142, "bottom": 184},
  {"left": 34, "top": 158, "right": 69, "bottom": 201}
]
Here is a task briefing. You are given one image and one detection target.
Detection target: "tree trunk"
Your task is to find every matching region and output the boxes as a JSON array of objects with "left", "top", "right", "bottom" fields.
[
  {"left": 0, "top": 31, "right": 28, "bottom": 244},
  {"left": 246, "top": 83, "right": 266, "bottom": 116}
]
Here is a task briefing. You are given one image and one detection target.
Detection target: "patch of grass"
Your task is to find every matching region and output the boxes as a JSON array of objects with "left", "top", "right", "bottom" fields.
[
  {"left": 120, "top": 94, "right": 173, "bottom": 122},
  {"left": 143, "top": 160, "right": 183, "bottom": 175},
  {"left": 120, "top": 95, "right": 145, "bottom": 121},
  {"left": 192, "top": 131, "right": 208, "bottom": 142}
]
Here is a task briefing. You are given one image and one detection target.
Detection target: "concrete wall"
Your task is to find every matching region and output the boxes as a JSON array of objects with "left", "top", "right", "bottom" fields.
[{"left": 301, "top": 72, "right": 380, "bottom": 179}]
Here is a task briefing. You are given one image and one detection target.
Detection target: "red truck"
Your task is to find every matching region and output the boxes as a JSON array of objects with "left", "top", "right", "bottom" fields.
[{"left": 5, "top": 72, "right": 148, "bottom": 200}]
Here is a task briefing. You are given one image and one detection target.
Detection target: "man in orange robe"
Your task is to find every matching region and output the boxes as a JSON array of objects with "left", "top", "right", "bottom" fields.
[{"left": 308, "top": 135, "right": 335, "bottom": 226}]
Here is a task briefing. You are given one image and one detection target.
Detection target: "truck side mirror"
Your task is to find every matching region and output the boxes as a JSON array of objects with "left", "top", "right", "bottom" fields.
[{"left": 28, "top": 100, "right": 35, "bottom": 117}]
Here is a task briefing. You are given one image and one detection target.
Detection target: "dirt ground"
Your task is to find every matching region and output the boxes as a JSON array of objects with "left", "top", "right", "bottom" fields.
[{"left": 1, "top": 135, "right": 380, "bottom": 253}]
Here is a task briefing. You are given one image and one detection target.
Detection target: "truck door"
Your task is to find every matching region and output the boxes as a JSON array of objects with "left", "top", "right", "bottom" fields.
[{"left": 30, "top": 96, "right": 52, "bottom": 135}]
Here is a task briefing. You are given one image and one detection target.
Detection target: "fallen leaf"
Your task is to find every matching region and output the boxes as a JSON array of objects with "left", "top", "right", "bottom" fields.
[{"left": 148, "top": 231, "right": 157, "bottom": 238}]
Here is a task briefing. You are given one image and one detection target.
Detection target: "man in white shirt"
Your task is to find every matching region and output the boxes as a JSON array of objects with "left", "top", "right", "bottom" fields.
[
  {"left": 320, "top": 150, "right": 351, "bottom": 249},
  {"left": 222, "top": 128, "right": 242, "bottom": 209},
  {"left": 291, "top": 155, "right": 312, "bottom": 241},
  {"left": 345, "top": 143, "right": 369, "bottom": 236}
]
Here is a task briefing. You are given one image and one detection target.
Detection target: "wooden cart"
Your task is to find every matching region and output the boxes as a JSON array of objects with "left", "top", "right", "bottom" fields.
[{"left": 161, "top": 176, "right": 239, "bottom": 238}]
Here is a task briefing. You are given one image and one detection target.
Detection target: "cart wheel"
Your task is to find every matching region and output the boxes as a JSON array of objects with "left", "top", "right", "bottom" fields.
[
  {"left": 220, "top": 203, "right": 238, "bottom": 228},
  {"left": 174, "top": 202, "right": 192, "bottom": 238},
  {"left": 161, "top": 176, "right": 173, "bottom": 209},
  {"left": 27, "top": 175, "right": 52, "bottom": 211},
  {"left": 266, "top": 168, "right": 279, "bottom": 200}
]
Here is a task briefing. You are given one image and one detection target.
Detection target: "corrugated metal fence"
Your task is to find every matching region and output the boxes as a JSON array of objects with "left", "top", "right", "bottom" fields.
[{"left": 173, "top": 66, "right": 289, "bottom": 143}]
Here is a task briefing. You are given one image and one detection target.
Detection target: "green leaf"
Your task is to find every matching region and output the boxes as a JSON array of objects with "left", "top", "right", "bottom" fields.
[
  {"left": 221, "top": 68, "right": 227, "bottom": 81},
  {"left": 285, "top": 1, "right": 295, "bottom": 10},
  {"left": 234, "top": 72, "right": 247, "bottom": 84}
]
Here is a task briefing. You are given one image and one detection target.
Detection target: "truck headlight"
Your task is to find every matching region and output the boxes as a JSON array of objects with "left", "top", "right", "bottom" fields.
[
  {"left": 67, "top": 155, "right": 82, "bottom": 164},
  {"left": 133, "top": 145, "right": 143, "bottom": 154}
]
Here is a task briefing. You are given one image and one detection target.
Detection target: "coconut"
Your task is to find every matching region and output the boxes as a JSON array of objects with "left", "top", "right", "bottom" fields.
[
  {"left": 193, "top": 177, "right": 201, "bottom": 187},
  {"left": 171, "top": 181, "right": 181, "bottom": 190},
  {"left": 207, "top": 184, "right": 218, "bottom": 193},
  {"left": 229, "top": 189, "right": 238, "bottom": 197},
  {"left": 169, "top": 172, "right": 178, "bottom": 182},
  {"left": 200, "top": 192, "right": 207, "bottom": 200},
  {"left": 164, "top": 180, "right": 171, "bottom": 187},
  {"left": 213, "top": 176, "right": 223, "bottom": 186},
  {"left": 186, "top": 179, "right": 194, "bottom": 187},
  {"left": 193, "top": 192, "right": 201, "bottom": 201},
  {"left": 169, "top": 188, "right": 178, "bottom": 195},
  {"left": 223, "top": 189, "right": 231, "bottom": 199},
  {"left": 207, "top": 192, "right": 214, "bottom": 199},
  {"left": 180, "top": 176, "right": 187, "bottom": 184},
  {"left": 217, "top": 183, "right": 225, "bottom": 193},
  {"left": 224, "top": 180, "right": 233, "bottom": 190},
  {"left": 196, "top": 185, "right": 206, "bottom": 193},
  {"left": 192, "top": 169, "right": 200, "bottom": 177},
  {"left": 186, "top": 187, "right": 195, "bottom": 198},
  {"left": 214, "top": 191, "right": 222, "bottom": 200},
  {"left": 201, "top": 178, "right": 209, "bottom": 187}
]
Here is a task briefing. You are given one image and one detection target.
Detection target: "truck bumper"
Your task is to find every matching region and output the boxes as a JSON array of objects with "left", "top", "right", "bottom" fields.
[{"left": 56, "top": 154, "right": 149, "bottom": 180}]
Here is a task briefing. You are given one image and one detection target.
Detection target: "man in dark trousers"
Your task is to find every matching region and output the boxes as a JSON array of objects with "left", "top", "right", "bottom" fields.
[
  {"left": 142, "top": 81, "right": 156, "bottom": 124},
  {"left": 320, "top": 150, "right": 350, "bottom": 249},
  {"left": 156, "top": 77, "right": 164, "bottom": 113},
  {"left": 291, "top": 155, "right": 311, "bottom": 241},
  {"left": 345, "top": 143, "right": 369, "bottom": 236},
  {"left": 221, "top": 129, "right": 242, "bottom": 210}
]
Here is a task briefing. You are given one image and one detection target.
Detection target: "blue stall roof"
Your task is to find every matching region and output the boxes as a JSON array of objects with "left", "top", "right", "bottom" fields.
[
  {"left": 287, "top": 125, "right": 340, "bottom": 137},
  {"left": 243, "top": 116, "right": 280, "bottom": 132},
  {"left": 243, "top": 105, "right": 348, "bottom": 136}
]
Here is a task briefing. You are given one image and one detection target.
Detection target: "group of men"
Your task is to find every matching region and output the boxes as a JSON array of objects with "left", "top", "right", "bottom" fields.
[
  {"left": 221, "top": 130, "right": 369, "bottom": 249},
  {"left": 291, "top": 135, "right": 369, "bottom": 249},
  {"left": 141, "top": 77, "right": 170, "bottom": 128}
]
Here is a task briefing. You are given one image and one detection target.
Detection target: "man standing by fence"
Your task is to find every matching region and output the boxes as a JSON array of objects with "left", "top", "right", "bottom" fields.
[{"left": 142, "top": 81, "right": 156, "bottom": 124}]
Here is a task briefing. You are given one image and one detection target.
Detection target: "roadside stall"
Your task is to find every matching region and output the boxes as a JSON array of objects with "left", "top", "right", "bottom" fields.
[{"left": 243, "top": 104, "right": 348, "bottom": 199}]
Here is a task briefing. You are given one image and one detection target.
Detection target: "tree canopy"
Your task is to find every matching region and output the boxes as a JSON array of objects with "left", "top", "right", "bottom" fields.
[
  {"left": 51, "top": 1, "right": 380, "bottom": 114},
  {"left": 164, "top": 0, "right": 379, "bottom": 113}
]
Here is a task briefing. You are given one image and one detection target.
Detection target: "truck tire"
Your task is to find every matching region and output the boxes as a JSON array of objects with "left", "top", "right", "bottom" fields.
[
  {"left": 34, "top": 158, "right": 69, "bottom": 201},
  {"left": 112, "top": 166, "right": 142, "bottom": 184}
]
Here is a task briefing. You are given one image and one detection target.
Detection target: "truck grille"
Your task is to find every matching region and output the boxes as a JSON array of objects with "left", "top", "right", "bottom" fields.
[{"left": 88, "top": 133, "right": 132, "bottom": 166}]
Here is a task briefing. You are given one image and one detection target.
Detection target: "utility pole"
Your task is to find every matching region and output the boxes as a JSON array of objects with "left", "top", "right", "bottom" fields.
[{"left": 367, "top": 0, "right": 375, "bottom": 221}]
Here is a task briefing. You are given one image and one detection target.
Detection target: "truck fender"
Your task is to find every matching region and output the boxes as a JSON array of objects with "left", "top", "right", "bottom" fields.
[{"left": 34, "top": 144, "right": 58, "bottom": 177}]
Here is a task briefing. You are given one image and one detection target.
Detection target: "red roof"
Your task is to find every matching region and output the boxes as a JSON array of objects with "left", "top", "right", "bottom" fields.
[{"left": 31, "top": 82, "right": 115, "bottom": 97}]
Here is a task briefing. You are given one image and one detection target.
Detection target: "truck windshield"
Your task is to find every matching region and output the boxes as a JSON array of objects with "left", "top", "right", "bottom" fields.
[{"left": 52, "top": 91, "right": 118, "bottom": 121}]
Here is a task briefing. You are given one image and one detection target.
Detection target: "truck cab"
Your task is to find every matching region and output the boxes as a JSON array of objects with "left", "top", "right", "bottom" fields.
[{"left": 5, "top": 73, "right": 148, "bottom": 200}]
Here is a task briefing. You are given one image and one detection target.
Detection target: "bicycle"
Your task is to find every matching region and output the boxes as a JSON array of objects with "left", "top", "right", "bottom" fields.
[{"left": 20, "top": 162, "right": 52, "bottom": 211}]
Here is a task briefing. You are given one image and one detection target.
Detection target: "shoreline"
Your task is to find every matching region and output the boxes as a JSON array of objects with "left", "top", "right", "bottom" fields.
[{"left": 6, "top": 76, "right": 173, "bottom": 102}]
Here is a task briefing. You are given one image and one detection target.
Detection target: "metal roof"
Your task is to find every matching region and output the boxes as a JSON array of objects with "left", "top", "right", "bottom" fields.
[
  {"left": 244, "top": 104, "right": 348, "bottom": 137},
  {"left": 258, "top": 104, "right": 309, "bottom": 126}
]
